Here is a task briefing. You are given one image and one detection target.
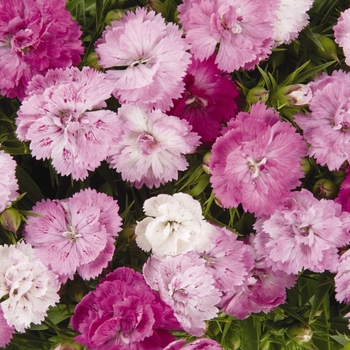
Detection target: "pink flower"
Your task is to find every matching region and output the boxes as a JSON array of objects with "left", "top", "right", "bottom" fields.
[
  {"left": 71, "top": 267, "right": 181, "bottom": 350},
  {"left": 168, "top": 55, "right": 240, "bottom": 142},
  {"left": 334, "top": 8, "right": 350, "bottom": 67},
  {"left": 294, "top": 70, "right": 350, "bottom": 171},
  {"left": 335, "top": 166, "right": 350, "bottom": 212},
  {"left": 163, "top": 338, "right": 222, "bottom": 350},
  {"left": 178, "top": 0, "right": 278, "bottom": 72},
  {"left": 16, "top": 66, "right": 123, "bottom": 180},
  {"left": 143, "top": 253, "right": 222, "bottom": 337},
  {"left": 23, "top": 188, "right": 122, "bottom": 283},
  {"left": 254, "top": 189, "right": 350, "bottom": 275},
  {"left": 209, "top": 102, "right": 307, "bottom": 215},
  {"left": 0, "top": 308, "right": 14, "bottom": 348},
  {"left": 335, "top": 250, "right": 350, "bottom": 304},
  {"left": 0, "top": 151, "right": 19, "bottom": 213},
  {"left": 0, "top": 0, "right": 83, "bottom": 100},
  {"left": 109, "top": 104, "right": 201, "bottom": 188},
  {"left": 95, "top": 7, "right": 191, "bottom": 111}
]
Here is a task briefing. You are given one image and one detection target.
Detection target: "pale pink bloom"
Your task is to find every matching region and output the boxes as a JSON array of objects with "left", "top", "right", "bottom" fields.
[
  {"left": 168, "top": 54, "right": 240, "bottom": 142},
  {"left": 143, "top": 253, "right": 222, "bottom": 336},
  {"left": 23, "top": 188, "right": 122, "bottom": 284},
  {"left": 210, "top": 102, "right": 307, "bottom": 215},
  {"left": 273, "top": 0, "right": 313, "bottom": 46},
  {"left": 0, "top": 151, "right": 19, "bottom": 213},
  {"left": 294, "top": 70, "right": 350, "bottom": 171},
  {"left": 163, "top": 338, "right": 222, "bottom": 350},
  {"left": 254, "top": 189, "right": 350, "bottom": 275},
  {"left": 0, "top": 308, "right": 14, "bottom": 348},
  {"left": 135, "top": 193, "right": 213, "bottom": 256},
  {"left": 109, "top": 105, "right": 200, "bottom": 189},
  {"left": 178, "top": 0, "right": 278, "bottom": 72},
  {"left": 16, "top": 67, "right": 123, "bottom": 180},
  {"left": 335, "top": 250, "right": 350, "bottom": 304},
  {"left": 0, "top": 0, "right": 83, "bottom": 100},
  {"left": 334, "top": 8, "right": 350, "bottom": 67},
  {"left": 0, "top": 242, "right": 60, "bottom": 332},
  {"left": 95, "top": 7, "right": 191, "bottom": 111}
]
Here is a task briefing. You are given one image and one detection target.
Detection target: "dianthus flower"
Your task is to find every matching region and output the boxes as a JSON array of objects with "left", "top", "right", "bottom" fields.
[
  {"left": 135, "top": 193, "right": 213, "bottom": 256},
  {"left": 0, "top": 308, "right": 14, "bottom": 348},
  {"left": 164, "top": 338, "right": 222, "bottom": 350},
  {"left": 334, "top": 8, "right": 350, "bottom": 67},
  {"left": 109, "top": 105, "right": 200, "bottom": 188},
  {"left": 335, "top": 249, "right": 350, "bottom": 304},
  {"left": 294, "top": 70, "right": 350, "bottom": 171},
  {"left": 0, "top": 151, "right": 19, "bottom": 213},
  {"left": 95, "top": 7, "right": 191, "bottom": 111},
  {"left": 23, "top": 188, "right": 122, "bottom": 283},
  {"left": 0, "top": 242, "right": 60, "bottom": 332},
  {"left": 178, "top": 0, "right": 278, "bottom": 72},
  {"left": 143, "top": 253, "right": 222, "bottom": 336},
  {"left": 253, "top": 189, "right": 350, "bottom": 275},
  {"left": 335, "top": 165, "right": 350, "bottom": 212},
  {"left": 0, "top": 0, "right": 83, "bottom": 100},
  {"left": 16, "top": 67, "right": 122, "bottom": 180},
  {"left": 71, "top": 267, "right": 181, "bottom": 350},
  {"left": 209, "top": 102, "right": 307, "bottom": 215},
  {"left": 273, "top": 0, "right": 313, "bottom": 46},
  {"left": 168, "top": 54, "right": 240, "bottom": 142}
]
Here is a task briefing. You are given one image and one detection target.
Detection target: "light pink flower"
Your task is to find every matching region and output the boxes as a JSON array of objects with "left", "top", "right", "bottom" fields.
[
  {"left": 335, "top": 250, "right": 350, "bottom": 304},
  {"left": 0, "top": 242, "right": 60, "bottom": 332},
  {"left": 178, "top": 0, "right": 278, "bottom": 72},
  {"left": 109, "top": 104, "right": 201, "bottom": 188},
  {"left": 0, "top": 308, "right": 14, "bottom": 348},
  {"left": 0, "top": 151, "right": 19, "bottom": 213},
  {"left": 95, "top": 7, "right": 191, "bottom": 111},
  {"left": 334, "top": 8, "right": 350, "bottom": 67},
  {"left": 163, "top": 338, "right": 222, "bottom": 350},
  {"left": 168, "top": 54, "right": 240, "bottom": 142},
  {"left": 23, "top": 188, "right": 122, "bottom": 283},
  {"left": 143, "top": 253, "right": 222, "bottom": 336},
  {"left": 0, "top": 0, "right": 83, "bottom": 100},
  {"left": 254, "top": 189, "right": 350, "bottom": 275},
  {"left": 209, "top": 102, "right": 307, "bottom": 215},
  {"left": 294, "top": 70, "right": 350, "bottom": 171},
  {"left": 16, "top": 66, "right": 123, "bottom": 180}
]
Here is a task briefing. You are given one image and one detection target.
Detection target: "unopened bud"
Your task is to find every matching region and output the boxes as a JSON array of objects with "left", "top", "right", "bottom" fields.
[
  {"left": 85, "top": 52, "right": 102, "bottom": 70},
  {"left": 300, "top": 157, "right": 311, "bottom": 175},
  {"left": 52, "top": 340, "right": 84, "bottom": 350},
  {"left": 313, "top": 179, "right": 337, "bottom": 199},
  {"left": 247, "top": 87, "right": 269, "bottom": 104},
  {"left": 105, "top": 9, "right": 125, "bottom": 25},
  {"left": 286, "top": 323, "right": 313, "bottom": 344},
  {"left": 68, "top": 279, "right": 89, "bottom": 303},
  {"left": 315, "top": 34, "right": 339, "bottom": 62},
  {"left": 276, "top": 84, "right": 312, "bottom": 107},
  {"left": 0, "top": 207, "right": 22, "bottom": 235},
  {"left": 202, "top": 152, "right": 212, "bottom": 174}
]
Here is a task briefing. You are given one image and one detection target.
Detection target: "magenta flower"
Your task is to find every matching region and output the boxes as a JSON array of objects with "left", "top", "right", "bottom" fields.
[
  {"left": 168, "top": 54, "right": 240, "bottom": 142},
  {"left": 71, "top": 267, "right": 181, "bottom": 350},
  {"left": 336, "top": 167, "right": 350, "bottom": 212},
  {"left": 294, "top": 70, "right": 350, "bottom": 171},
  {"left": 0, "top": 0, "right": 83, "bottom": 100},
  {"left": 95, "top": 7, "right": 191, "bottom": 111},
  {"left": 254, "top": 189, "right": 350, "bottom": 275},
  {"left": 178, "top": 0, "right": 278, "bottom": 72},
  {"left": 143, "top": 253, "right": 222, "bottom": 336},
  {"left": 209, "top": 102, "right": 307, "bottom": 215},
  {"left": 164, "top": 338, "right": 222, "bottom": 350},
  {"left": 334, "top": 8, "right": 350, "bottom": 67},
  {"left": 0, "top": 151, "right": 19, "bottom": 213},
  {"left": 16, "top": 66, "right": 123, "bottom": 180},
  {"left": 23, "top": 188, "right": 122, "bottom": 283},
  {"left": 0, "top": 308, "right": 14, "bottom": 348},
  {"left": 109, "top": 104, "right": 200, "bottom": 189}
]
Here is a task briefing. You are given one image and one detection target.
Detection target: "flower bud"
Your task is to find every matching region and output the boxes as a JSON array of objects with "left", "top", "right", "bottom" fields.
[
  {"left": 147, "top": 0, "right": 166, "bottom": 17},
  {"left": 315, "top": 34, "right": 339, "bottom": 62},
  {"left": 84, "top": 52, "right": 102, "bottom": 70},
  {"left": 202, "top": 152, "right": 212, "bottom": 174},
  {"left": 0, "top": 207, "right": 22, "bottom": 235},
  {"left": 105, "top": 9, "right": 125, "bottom": 25},
  {"left": 276, "top": 84, "right": 312, "bottom": 107},
  {"left": 247, "top": 87, "right": 269, "bottom": 104},
  {"left": 52, "top": 340, "right": 84, "bottom": 350},
  {"left": 300, "top": 157, "right": 311, "bottom": 175},
  {"left": 313, "top": 179, "right": 337, "bottom": 199},
  {"left": 286, "top": 323, "right": 313, "bottom": 344},
  {"left": 68, "top": 279, "right": 89, "bottom": 303}
]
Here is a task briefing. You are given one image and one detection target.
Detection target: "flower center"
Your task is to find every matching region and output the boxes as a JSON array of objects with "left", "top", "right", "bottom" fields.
[
  {"left": 247, "top": 156, "right": 267, "bottom": 178},
  {"left": 62, "top": 225, "right": 82, "bottom": 242},
  {"left": 137, "top": 133, "right": 157, "bottom": 155},
  {"left": 220, "top": 6, "right": 243, "bottom": 34},
  {"left": 333, "top": 103, "right": 350, "bottom": 131},
  {"left": 130, "top": 57, "right": 152, "bottom": 67}
]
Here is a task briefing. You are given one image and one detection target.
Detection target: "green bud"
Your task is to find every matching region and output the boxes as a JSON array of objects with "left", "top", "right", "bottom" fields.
[
  {"left": 275, "top": 84, "right": 312, "bottom": 107},
  {"left": 315, "top": 34, "right": 339, "bottom": 62},
  {"left": 68, "top": 279, "right": 89, "bottom": 303},
  {"left": 202, "top": 152, "right": 212, "bottom": 174},
  {"left": 342, "top": 341, "right": 350, "bottom": 350},
  {"left": 105, "top": 9, "right": 125, "bottom": 25},
  {"left": 247, "top": 87, "right": 269, "bottom": 104},
  {"left": 313, "top": 178, "right": 337, "bottom": 200},
  {"left": 0, "top": 207, "right": 22, "bottom": 235},
  {"left": 84, "top": 52, "right": 102, "bottom": 70},
  {"left": 300, "top": 157, "right": 311, "bottom": 175},
  {"left": 147, "top": 0, "right": 166, "bottom": 17},
  {"left": 52, "top": 340, "right": 84, "bottom": 350},
  {"left": 286, "top": 323, "right": 313, "bottom": 344}
]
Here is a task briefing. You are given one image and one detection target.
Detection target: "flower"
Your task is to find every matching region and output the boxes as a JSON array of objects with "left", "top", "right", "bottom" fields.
[
  {"left": 178, "top": 0, "right": 278, "bottom": 72},
  {"left": 273, "top": 0, "right": 314, "bottom": 46},
  {"left": 23, "top": 188, "right": 122, "bottom": 283},
  {"left": 334, "top": 8, "right": 350, "bottom": 67},
  {"left": 336, "top": 167, "right": 350, "bottom": 211},
  {"left": 294, "top": 70, "right": 350, "bottom": 171},
  {"left": 0, "top": 0, "right": 83, "bottom": 100},
  {"left": 109, "top": 104, "right": 201, "bottom": 189},
  {"left": 168, "top": 54, "right": 240, "bottom": 142},
  {"left": 135, "top": 193, "right": 213, "bottom": 256},
  {"left": 163, "top": 338, "right": 222, "bottom": 350},
  {"left": 335, "top": 249, "right": 350, "bottom": 304},
  {"left": 209, "top": 102, "right": 307, "bottom": 215},
  {"left": 0, "top": 308, "right": 14, "bottom": 348},
  {"left": 0, "top": 242, "right": 60, "bottom": 332},
  {"left": 71, "top": 267, "right": 181, "bottom": 350},
  {"left": 0, "top": 151, "right": 19, "bottom": 213},
  {"left": 143, "top": 253, "right": 222, "bottom": 336},
  {"left": 95, "top": 7, "right": 191, "bottom": 111},
  {"left": 253, "top": 189, "right": 350, "bottom": 275},
  {"left": 16, "top": 66, "right": 123, "bottom": 180}
]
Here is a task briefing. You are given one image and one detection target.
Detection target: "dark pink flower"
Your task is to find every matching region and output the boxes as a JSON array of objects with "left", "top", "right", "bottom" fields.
[{"left": 163, "top": 338, "right": 222, "bottom": 350}]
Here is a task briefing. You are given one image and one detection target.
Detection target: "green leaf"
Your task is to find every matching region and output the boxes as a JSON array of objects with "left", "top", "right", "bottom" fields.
[
  {"left": 186, "top": 173, "right": 210, "bottom": 196},
  {"left": 240, "top": 316, "right": 260, "bottom": 350}
]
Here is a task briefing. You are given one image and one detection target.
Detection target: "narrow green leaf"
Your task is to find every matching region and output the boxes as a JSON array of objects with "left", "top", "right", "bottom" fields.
[
  {"left": 240, "top": 316, "right": 260, "bottom": 350},
  {"left": 186, "top": 173, "right": 210, "bottom": 196},
  {"left": 66, "top": 0, "right": 84, "bottom": 12},
  {"left": 257, "top": 66, "right": 272, "bottom": 91},
  {"left": 95, "top": 0, "right": 103, "bottom": 30},
  {"left": 293, "top": 60, "right": 336, "bottom": 84}
]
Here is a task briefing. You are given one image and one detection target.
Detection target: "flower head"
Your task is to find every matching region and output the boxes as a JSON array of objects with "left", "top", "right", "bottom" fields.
[
  {"left": 334, "top": 8, "right": 350, "bottom": 67},
  {"left": 95, "top": 7, "right": 191, "bottom": 111},
  {"left": 109, "top": 105, "right": 200, "bottom": 189},
  {"left": 0, "top": 0, "right": 83, "bottom": 99},
  {"left": 163, "top": 338, "right": 222, "bottom": 350},
  {"left": 71, "top": 267, "right": 181, "bottom": 350},
  {"left": 16, "top": 66, "right": 122, "bottom": 180},
  {"left": 0, "top": 308, "right": 14, "bottom": 348},
  {"left": 0, "top": 242, "right": 60, "bottom": 332},
  {"left": 335, "top": 249, "right": 350, "bottom": 304}
]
